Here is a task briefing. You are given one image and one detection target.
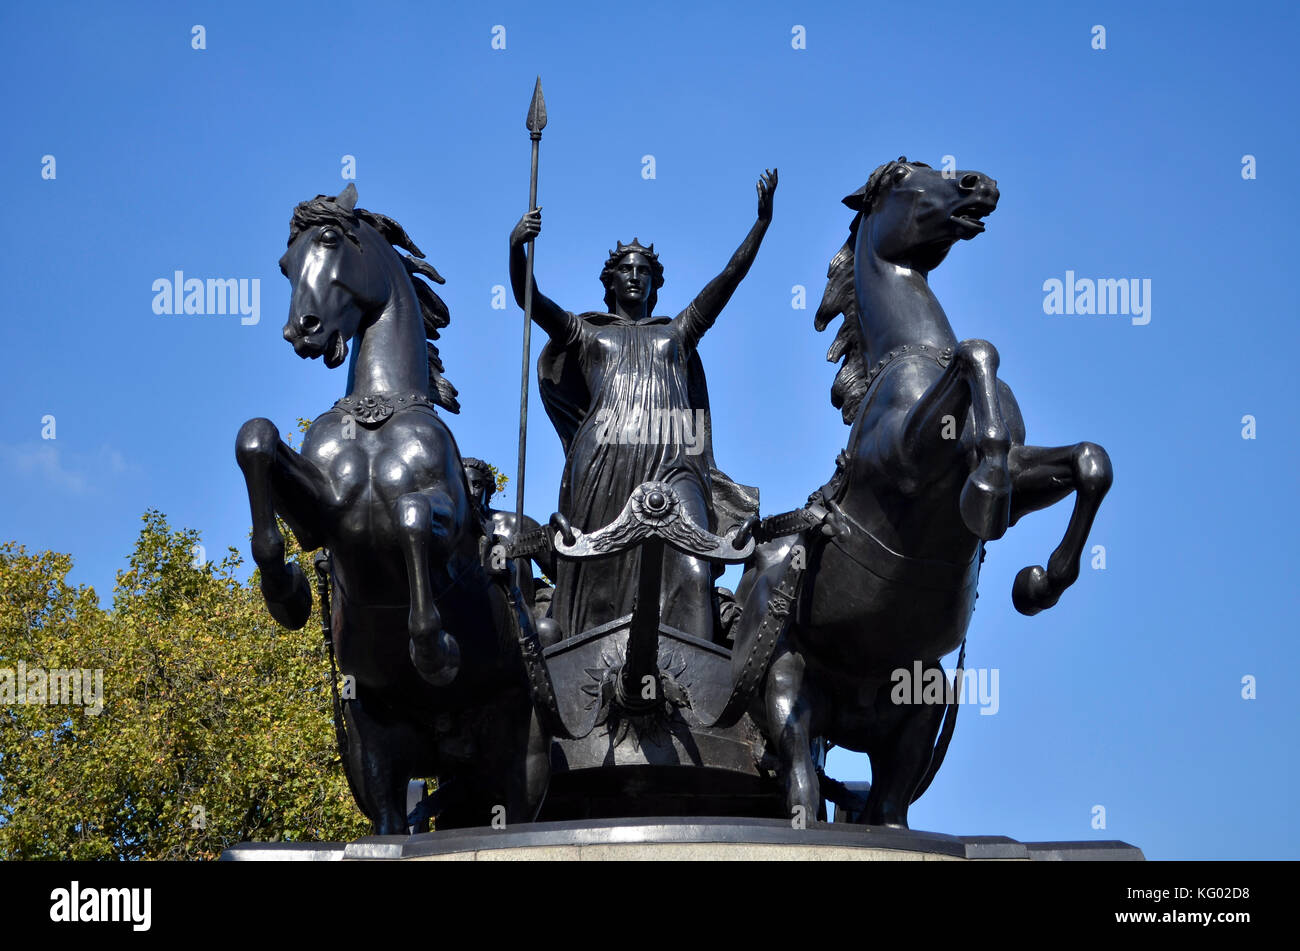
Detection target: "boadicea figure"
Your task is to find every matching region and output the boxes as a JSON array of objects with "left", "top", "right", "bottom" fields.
[{"left": 508, "top": 171, "right": 776, "bottom": 644}]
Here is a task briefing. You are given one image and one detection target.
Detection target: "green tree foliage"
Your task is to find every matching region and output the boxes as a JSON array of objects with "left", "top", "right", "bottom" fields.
[
  {"left": 0, "top": 511, "right": 369, "bottom": 859},
  {"left": 488, "top": 462, "right": 509, "bottom": 497}
]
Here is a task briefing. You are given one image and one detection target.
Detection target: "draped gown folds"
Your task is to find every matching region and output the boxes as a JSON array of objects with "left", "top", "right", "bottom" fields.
[{"left": 537, "top": 304, "right": 757, "bottom": 642}]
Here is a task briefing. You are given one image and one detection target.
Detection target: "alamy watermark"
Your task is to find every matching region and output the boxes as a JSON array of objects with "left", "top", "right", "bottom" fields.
[
  {"left": 593, "top": 408, "right": 707, "bottom": 455},
  {"left": 890, "top": 660, "right": 999, "bottom": 715},
  {"left": 50, "top": 881, "right": 150, "bottom": 931},
  {"left": 1, "top": 662, "right": 104, "bottom": 716},
  {"left": 152, "top": 271, "right": 260, "bottom": 325},
  {"left": 1042, "top": 270, "right": 1150, "bottom": 326}
]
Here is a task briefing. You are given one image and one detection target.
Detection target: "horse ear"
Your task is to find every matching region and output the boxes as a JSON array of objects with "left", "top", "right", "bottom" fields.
[
  {"left": 842, "top": 185, "right": 869, "bottom": 211},
  {"left": 337, "top": 183, "right": 358, "bottom": 212}
]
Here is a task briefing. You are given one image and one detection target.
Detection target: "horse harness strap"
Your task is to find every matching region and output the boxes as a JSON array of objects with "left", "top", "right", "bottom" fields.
[
  {"left": 828, "top": 506, "right": 980, "bottom": 592},
  {"left": 505, "top": 525, "right": 552, "bottom": 561},
  {"left": 333, "top": 390, "right": 437, "bottom": 427},
  {"left": 862, "top": 343, "right": 955, "bottom": 395},
  {"left": 758, "top": 501, "right": 978, "bottom": 593},
  {"left": 495, "top": 571, "right": 575, "bottom": 740},
  {"left": 910, "top": 636, "right": 967, "bottom": 804},
  {"left": 701, "top": 496, "right": 847, "bottom": 727},
  {"left": 754, "top": 506, "right": 823, "bottom": 543},
  {"left": 709, "top": 541, "right": 809, "bottom": 728}
]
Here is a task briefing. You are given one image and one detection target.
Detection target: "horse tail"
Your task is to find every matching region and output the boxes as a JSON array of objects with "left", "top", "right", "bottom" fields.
[
  {"left": 910, "top": 638, "right": 966, "bottom": 803},
  {"left": 814, "top": 214, "right": 870, "bottom": 425}
]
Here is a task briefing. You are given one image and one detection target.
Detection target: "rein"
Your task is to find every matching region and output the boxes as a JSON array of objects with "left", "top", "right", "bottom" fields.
[{"left": 313, "top": 551, "right": 362, "bottom": 810}]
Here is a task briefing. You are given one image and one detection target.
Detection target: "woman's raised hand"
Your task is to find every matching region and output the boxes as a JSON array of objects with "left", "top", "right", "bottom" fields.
[{"left": 756, "top": 169, "right": 778, "bottom": 222}]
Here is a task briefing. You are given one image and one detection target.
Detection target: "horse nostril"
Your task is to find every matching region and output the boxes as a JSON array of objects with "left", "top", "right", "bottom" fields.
[
  {"left": 960, "top": 173, "right": 980, "bottom": 190},
  {"left": 297, "top": 314, "right": 322, "bottom": 335}
]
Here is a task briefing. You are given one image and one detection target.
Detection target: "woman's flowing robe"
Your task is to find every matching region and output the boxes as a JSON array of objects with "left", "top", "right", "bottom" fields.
[{"left": 536, "top": 305, "right": 757, "bottom": 641}]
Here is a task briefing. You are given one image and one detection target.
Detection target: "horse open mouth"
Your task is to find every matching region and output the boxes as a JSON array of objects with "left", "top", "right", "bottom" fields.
[
  {"left": 323, "top": 330, "right": 348, "bottom": 369},
  {"left": 951, "top": 201, "right": 996, "bottom": 237}
]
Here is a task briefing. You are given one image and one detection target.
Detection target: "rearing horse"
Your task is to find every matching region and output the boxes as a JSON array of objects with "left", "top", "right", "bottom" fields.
[
  {"left": 235, "top": 184, "right": 548, "bottom": 832},
  {"left": 733, "top": 159, "right": 1112, "bottom": 827}
]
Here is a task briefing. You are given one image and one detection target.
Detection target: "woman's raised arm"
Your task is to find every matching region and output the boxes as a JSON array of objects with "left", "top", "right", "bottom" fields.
[
  {"left": 510, "top": 208, "right": 577, "bottom": 342},
  {"left": 676, "top": 169, "right": 777, "bottom": 348}
]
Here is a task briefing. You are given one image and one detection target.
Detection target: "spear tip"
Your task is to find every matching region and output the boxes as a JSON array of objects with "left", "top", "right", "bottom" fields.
[{"left": 526, "top": 76, "right": 547, "bottom": 133}]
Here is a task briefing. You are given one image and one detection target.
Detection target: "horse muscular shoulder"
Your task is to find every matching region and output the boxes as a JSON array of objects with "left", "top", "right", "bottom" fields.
[{"left": 303, "top": 408, "right": 463, "bottom": 513}]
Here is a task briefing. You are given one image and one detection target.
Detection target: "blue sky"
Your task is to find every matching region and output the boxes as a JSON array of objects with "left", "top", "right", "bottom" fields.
[{"left": 1, "top": 0, "right": 1296, "bottom": 858}]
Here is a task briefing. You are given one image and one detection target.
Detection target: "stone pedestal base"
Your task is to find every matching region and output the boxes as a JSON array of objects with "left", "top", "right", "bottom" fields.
[{"left": 220, "top": 817, "right": 1144, "bottom": 861}]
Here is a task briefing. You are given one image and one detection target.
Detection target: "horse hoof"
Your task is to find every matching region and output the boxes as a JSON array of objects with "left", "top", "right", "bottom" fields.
[
  {"left": 262, "top": 562, "right": 312, "bottom": 630},
  {"left": 410, "top": 631, "right": 461, "bottom": 687},
  {"left": 959, "top": 462, "right": 1011, "bottom": 541},
  {"left": 1012, "top": 565, "right": 1057, "bottom": 616}
]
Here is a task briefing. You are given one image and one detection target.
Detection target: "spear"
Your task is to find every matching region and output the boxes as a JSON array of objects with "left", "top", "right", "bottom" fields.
[{"left": 516, "top": 77, "right": 547, "bottom": 529}]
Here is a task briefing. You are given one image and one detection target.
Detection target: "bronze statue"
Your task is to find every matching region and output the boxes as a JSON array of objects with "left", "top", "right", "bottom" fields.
[
  {"left": 234, "top": 82, "right": 1117, "bottom": 836},
  {"left": 724, "top": 159, "right": 1113, "bottom": 827},
  {"left": 236, "top": 185, "right": 549, "bottom": 832},
  {"left": 508, "top": 171, "right": 775, "bottom": 644}
]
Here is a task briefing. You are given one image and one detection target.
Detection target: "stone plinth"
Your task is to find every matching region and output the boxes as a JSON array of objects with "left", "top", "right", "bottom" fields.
[{"left": 220, "top": 817, "right": 1144, "bottom": 861}]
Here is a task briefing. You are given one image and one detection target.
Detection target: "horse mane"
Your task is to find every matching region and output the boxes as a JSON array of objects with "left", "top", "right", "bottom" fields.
[
  {"left": 814, "top": 157, "right": 927, "bottom": 425},
  {"left": 814, "top": 223, "right": 866, "bottom": 425},
  {"left": 288, "top": 194, "right": 460, "bottom": 414}
]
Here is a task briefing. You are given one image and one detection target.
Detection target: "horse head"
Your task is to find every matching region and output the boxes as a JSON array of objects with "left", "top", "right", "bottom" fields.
[
  {"left": 844, "top": 158, "right": 999, "bottom": 273},
  {"left": 279, "top": 184, "right": 387, "bottom": 368},
  {"left": 278, "top": 184, "right": 457, "bottom": 412}
]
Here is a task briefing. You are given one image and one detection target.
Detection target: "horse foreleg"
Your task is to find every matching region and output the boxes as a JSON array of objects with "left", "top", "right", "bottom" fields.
[
  {"left": 893, "top": 339, "right": 1011, "bottom": 540},
  {"left": 766, "top": 639, "right": 823, "bottom": 826},
  {"left": 343, "top": 696, "right": 423, "bottom": 835},
  {"left": 1007, "top": 442, "right": 1113, "bottom": 615},
  {"left": 522, "top": 704, "right": 551, "bottom": 820},
  {"left": 473, "top": 691, "right": 551, "bottom": 826},
  {"left": 235, "top": 417, "right": 324, "bottom": 629},
  {"left": 864, "top": 665, "right": 948, "bottom": 828},
  {"left": 395, "top": 491, "right": 462, "bottom": 686}
]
